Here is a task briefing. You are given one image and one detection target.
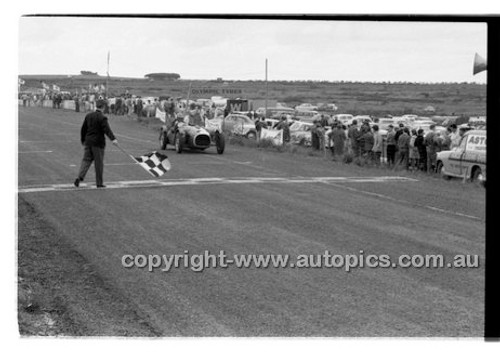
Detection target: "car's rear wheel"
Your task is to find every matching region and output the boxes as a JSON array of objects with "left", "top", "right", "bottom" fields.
[
  {"left": 175, "top": 133, "right": 183, "bottom": 153},
  {"left": 471, "top": 166, "right": 483, "bottom": 184},
  {"left": 215, "top": 132, "right": 225, "bottom": 154},
  {"left": 246, "top": 131, "right": 256, "bottom": 140}
]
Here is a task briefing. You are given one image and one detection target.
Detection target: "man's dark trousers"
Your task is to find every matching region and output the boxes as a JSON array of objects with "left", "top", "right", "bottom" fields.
[{"left": 77, "top": 146, "right": 105, "bottom": 187}]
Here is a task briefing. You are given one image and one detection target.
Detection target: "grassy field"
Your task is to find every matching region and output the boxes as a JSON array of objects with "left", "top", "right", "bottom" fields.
[{"left": 20, "top": 74, "right": 486, "bottom": 117}]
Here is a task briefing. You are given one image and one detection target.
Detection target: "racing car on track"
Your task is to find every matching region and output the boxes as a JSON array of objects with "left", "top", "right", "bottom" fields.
[{"left": 159, "top": 116, "right": 225, "bottom": 154}]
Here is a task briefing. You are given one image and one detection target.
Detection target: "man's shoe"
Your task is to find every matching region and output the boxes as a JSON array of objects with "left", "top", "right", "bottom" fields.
[
  {"left": 97, "top": 185, "right": 106, "bottom": 188},
  {"left": 74, "top": 178, "right": 81, "bottom": 187}
]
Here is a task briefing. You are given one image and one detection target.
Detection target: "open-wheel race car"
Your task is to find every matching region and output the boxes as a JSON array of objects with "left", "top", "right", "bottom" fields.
[{"left": 159, "top": 120, "right": 225, "bottom": 154}]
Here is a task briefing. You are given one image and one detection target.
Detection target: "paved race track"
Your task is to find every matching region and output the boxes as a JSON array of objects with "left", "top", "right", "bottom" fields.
[{"left": 17, "top": 106, "right": 485, "bottom": 336}]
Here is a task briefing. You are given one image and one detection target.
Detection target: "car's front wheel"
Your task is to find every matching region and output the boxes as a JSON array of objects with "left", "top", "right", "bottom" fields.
[
  {"left": 215, "top": 132, "right": 225, "bottom": 154},
  {"left": 437, "top": 161, "right": 451, "bottom": 180}
]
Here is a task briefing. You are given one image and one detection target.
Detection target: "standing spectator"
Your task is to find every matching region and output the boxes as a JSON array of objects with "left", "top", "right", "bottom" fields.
[
  {"left": 394, "top": 123, "right": 405, "bottom": 142},
  {"left": 396, "top": 128, "right": 411, "bottom": 170},
  {"left": 56, "top": 93, "right": 61, "bottom": 108},
  {"left": 331, "top": 123, "right": 347, "bottom": 161},
  {"left": 316, "top": 123, "right": 326, "bottom": 151},
  {"left": 409, "top": 128, "right": 419, "bottom": 171},
  {"left": 360, "top": 120, "right": 371, "bottom": 134},
  {"left": 115, "top": 97, "right": 123, "bottom": 115},
  {"left": 424, "top": 124, "right": 438, "bottom": 173},
  {"left": 89, "top": 93, "right": 96, "bottom": 111},
  {"left": 457, "top": 127, "right": 467, "bottom": 146},
  {"left": 136, "top": 97, "right": 143, "bottom": 117},
  {"left": 348, "top": 120, "right": 360, "bottom": 157},
  {"left": 393, "top": 123, "right": 405, "bottom": 161},
  {"left": 357, "top": 126, "right": 366, "bottom": 158},
  {"left": 126, "top": 97, "right": 134, "bottom": 115},
  {"left": 414, "top": 129, "right": 427, "bottom": 171},
  {"left": 362, "top": 127, "right": 374, "bottom": 165},
  {"left": 386, "top": 125, "right": 397, "bottom": 167},
  {"left": 372, "top": 125, "right": 383, "bottom": 166},
  {"left": 255, "top": 116, "right": 268, "bottom": 144},
  {"left": 74, "top": 94, "right": 80, "bottom": 112},
  {"left": 449, "top": 124, "right": 461, "bottom": 149},
  {"left": 274, "top": 116, "right": 290, "bottom": 143},
  {"left": 319, "top": 114, "right": 328, "bottom": 128},
  {"left": 311, "top": 120, "right": 320, "bottom": 150},
  {"left": 441, "top": 127, "right": 452, "bottom": 151}
]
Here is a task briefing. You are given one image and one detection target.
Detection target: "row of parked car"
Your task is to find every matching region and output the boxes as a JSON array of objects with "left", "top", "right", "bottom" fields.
[
  {"left": 218, "top": 111, "right": 479, "bottom": 143},
  {"left": 208, "top": 112, "right": 486, "bottom": 185}
]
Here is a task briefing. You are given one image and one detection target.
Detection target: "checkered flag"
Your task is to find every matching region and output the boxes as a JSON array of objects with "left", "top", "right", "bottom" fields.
[{"left": 134, "top": 151, "right": 171, "bottom": 177}]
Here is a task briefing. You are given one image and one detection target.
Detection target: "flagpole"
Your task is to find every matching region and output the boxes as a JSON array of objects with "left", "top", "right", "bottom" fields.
[
  {"left": 265, "top": 58, "right": 268, "bottom": 117},
  {"left": 113, "top": 142, "right": 140, "bottom": 164},
  {"left": 106, "top": 51, "right": 110, "bottom": 98}
]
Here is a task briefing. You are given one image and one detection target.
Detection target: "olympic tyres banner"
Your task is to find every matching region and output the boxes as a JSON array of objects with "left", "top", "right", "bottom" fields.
[
  {"left": 155, "top": 108, "right": 166, "bottom": 123},
  {"left": 260, "top": 128, "right": 283, "bottom": 146}
]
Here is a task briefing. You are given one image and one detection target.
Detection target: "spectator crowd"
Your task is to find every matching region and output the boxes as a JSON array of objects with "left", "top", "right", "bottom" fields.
[{"left": 19, "top": 90, "right": 474, "bottom": 175}]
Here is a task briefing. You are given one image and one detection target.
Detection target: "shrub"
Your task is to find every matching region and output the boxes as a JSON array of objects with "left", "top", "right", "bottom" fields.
[
  {"left": 256, "top": 138, "right": 272, "bottom": 148},
  {"left": 353, "top": 157, "right": 364, "bottom": 167},
  {"left": 343, "top": 153, "right": 354, "bottom": 164}
]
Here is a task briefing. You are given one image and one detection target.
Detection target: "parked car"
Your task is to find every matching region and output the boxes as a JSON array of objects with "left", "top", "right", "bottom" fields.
[
  {"left": 402, "top": 114, "right": 418, "bottom": 122},
  {"left": 294, "top": 110, "right": 320, "bottom": 123},
  {"left": 352, "top": 115, "right": 373, "bottom": 125},
  {"left": 295, "top": 103, "right": 318, "bottom": 111},
  {"left": 378, "top": 118, "right": 399, "bottom": 131},
  {"left": 332, "top": 114, "right": 354, "bottom": 125},
  {"left": 264, "top": 118, "right": 280, "bottom": 129},
  {"left": 289, "top": 121, "right": 313, "bottom": 146},
  {"left": 223, "top": 114, "right": 257, "bottom": 139},
  {"left": 437, "top": 129, "right": 486, "bottom": 185},
  {"left": 414, "top": 117, "right": 436, "bottom": 125},
  {"left": 317, "top": 103, "right": 338, "bottom": 112},
  {"left": 289, "top": 121, "right": 330, "bottom": 147},
  {"left": 412, "top": 122, "right": 446, "bottom": 135},
  {"left": 256, "top": 106, "right": 295, "bottom": 119}
]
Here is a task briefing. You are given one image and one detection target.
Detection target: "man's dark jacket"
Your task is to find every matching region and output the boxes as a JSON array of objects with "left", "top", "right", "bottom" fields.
[{"left": 80, "top": 110, "right": 116, "bottom": 148}]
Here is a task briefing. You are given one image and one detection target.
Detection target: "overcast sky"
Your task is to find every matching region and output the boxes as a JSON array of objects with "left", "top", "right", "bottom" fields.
[{"left": 18, "top": 17, "right": 487, "bottom": 83}]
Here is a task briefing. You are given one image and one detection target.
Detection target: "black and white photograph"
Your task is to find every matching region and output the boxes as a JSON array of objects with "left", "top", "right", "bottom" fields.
[{"left": 6, "top": 3, "right": 500, "bottom": 359}]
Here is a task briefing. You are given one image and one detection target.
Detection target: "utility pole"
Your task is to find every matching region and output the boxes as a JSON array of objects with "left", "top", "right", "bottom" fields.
[{"left": 265, "top": 58, "right": 268, "bottom": 118}]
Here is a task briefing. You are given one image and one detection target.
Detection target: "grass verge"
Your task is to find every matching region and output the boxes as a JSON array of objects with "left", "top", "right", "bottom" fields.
[{"left": 17, "top": 197, "right": 161, "bottom": 336}]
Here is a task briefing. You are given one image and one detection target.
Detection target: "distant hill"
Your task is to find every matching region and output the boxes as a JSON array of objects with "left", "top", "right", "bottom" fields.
[
  {"left": 18, "top": 74, "right": 486, "bottom": 116},
  {"left": 144, "top": 73, "right": 180, "bottom": 81},
  {"left": 80, "top": 71, "right": 99, "bottom": 76}
]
